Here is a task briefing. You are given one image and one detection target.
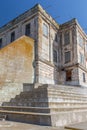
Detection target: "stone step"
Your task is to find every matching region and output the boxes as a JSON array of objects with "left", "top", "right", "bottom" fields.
[
  {"left": 1, "top": 106, "right": 87, "bottom": 113},
  {"left": 14, "top": 93, "right": 87, "bottom": 102},
  {"left": 3, "top": 101, "right": 87, "bottom": 107},
  {"left": 0, "top": 106, "right": 50, "bottom": 113},
  {"left": 19, "top": 89, "right": 87, "bottom": 99},
  {"left": 48, "top": 93, "right": 87, "bottom": 100},
  {"left": 9, "top": 98, "right": 87, "bottom": 104},
  {"left": 0, "top": 107, "right": 87, "bottom": 127},
  {"left": 0, "top": 110, "right": 51, "bottom": 126},
  {"left": 39, "top": 85, "right": 87, "bottom": 95},
  {"left": 47, "top": 89, "right": 87, "bottom": 97}
]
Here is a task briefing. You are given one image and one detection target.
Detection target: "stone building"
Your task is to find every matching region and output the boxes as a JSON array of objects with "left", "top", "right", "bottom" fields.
[{"left": 0, "top": 4, "right": 87, "bottom": 87}]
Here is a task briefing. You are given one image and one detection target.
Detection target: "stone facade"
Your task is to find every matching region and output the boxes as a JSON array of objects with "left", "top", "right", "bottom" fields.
[{"left": 0, "top": 4, "right": 87, "bottom": 87}]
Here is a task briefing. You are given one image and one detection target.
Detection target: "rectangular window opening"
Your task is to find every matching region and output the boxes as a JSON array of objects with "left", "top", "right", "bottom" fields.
[
  {"left": 0, "top": 38, "right": 2, "bottom": 48},
  {"left": 65, "top": 51, "right": 71, "bottom": 63},
  {"left": 53, "top": 50, "right": 58, "bottom": 63},
  {"left": 55, "top": 33, "right": 58, "bottom": 42},
  {"left": 25, "top": 23, "right": 31, "bottom": 36},
  {"left": 66, "top": 70, "right": 72, "bottom": 81},
  {"left": 43, "top": 23, "right": 48, "bottom": 37},
  {"left": 64, "top": 31, "right": 70, "bottom": 45},
  {"left": 83, "top": 73, "right": 86, "bottom": 82},
  {"left": 11, "top": 32, "right": 15, "bottom": 42}
]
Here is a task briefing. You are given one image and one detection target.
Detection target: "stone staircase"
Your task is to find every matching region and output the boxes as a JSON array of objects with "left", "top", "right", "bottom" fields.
[{"left": 0, "top": 84, "right": 87, "bottom": 127}]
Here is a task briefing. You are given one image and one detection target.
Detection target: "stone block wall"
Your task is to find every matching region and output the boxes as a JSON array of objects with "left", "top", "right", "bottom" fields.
[
  {"left": 78, "top": 68, "right": 87, "bottom": 87},
  {"left": 38, "top": 60, "right": 54, "bottom": 84}
]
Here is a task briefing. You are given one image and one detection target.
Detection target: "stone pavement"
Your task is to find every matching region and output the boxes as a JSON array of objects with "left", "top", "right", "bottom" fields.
[
  {"left": 0, "top": 121, "right": 69, "bottom": 130},
  {"left": 65, "top": 121, "right": 87, "bottom": 130},
  {"left": 1, "top": 120, "right": 87, "bottom": 130}
]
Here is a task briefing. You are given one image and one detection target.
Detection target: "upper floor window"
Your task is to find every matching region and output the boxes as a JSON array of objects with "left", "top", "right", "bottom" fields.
[
  {"left": 43, "top": 23, "right": 48, "bottom": 37},
  {"left": 80, "top": 52, "right": 84, "bottom": 65},
  {"left": 78, "top": 34, "right": 83, "bottom": 47},
  {"left": 53, "top": 50, "right": 58, "bottom": 63},
  {"left": 55, "top": 33, "right": 58, "bottom": 42},
  {"left": 83, "top": 73, "right": 86, "bottom": 82},
  {"left": 11, "top": 31, "right": 15, "bottom": 42},
  {"left": 59, "top": 33, "right": 62, "bottom": 44},
  {"left": 64, "top": 31, "right": 70, "bottom": 45},
  {"left": 65, "top": 51, "right": 71, "bottom": 63},
  {"left": 0, "top": 38, "right": 2, "bottom": 48},
  {"left": 25, "top": 23, "right": 31, "bottom": 36},
  {"left": 85, "top": 44, "right": 87, "bottom": 51}
]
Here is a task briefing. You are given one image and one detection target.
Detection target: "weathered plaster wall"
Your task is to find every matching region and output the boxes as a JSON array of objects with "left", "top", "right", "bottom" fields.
[{"left": 0, "top": 36, "right": 34, "bottom": 84}]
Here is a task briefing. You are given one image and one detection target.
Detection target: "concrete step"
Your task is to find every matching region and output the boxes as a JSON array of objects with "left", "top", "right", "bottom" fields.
[
  {"left": 19, "top": 89, "right": 87, "bottom": 100},
  {"left": 14, "top": 94, "right": 87, "bottom": 102},
  {"left": 0, "top": 108, "right": 87, "bottom": 127},
  {"left": 39, "top": 85, "right": 87, "bottom": 94},
  {"left": 1, "top": 106, "right": 87, "bottom": 113},
  {"left": 42, "top": 84, "right": 87, "bottom": 94},
  {"left": 3, "top": 101, "right": 87, "bottom": 107},
  {"left": 0, "top": 110, "right": 51, "bottom": 126},
  {"left": 9, "top": 98, "right": 87, "bottom": 105},
  {"left": 0, "top": 106, "right": 50, "bottom": 113}
]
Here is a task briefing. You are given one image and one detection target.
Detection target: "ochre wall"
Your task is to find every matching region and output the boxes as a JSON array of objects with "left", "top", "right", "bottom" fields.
[{"left": 0, "top": 36, "right": 34, "bottom": 84}]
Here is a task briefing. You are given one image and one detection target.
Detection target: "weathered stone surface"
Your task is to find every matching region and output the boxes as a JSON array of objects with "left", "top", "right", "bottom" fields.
[
  {"left": 0, "top": 36, "right": 34, "bottom": 84},
  {"left": 0, "top": 84, "right": 87, "bottom": 127}
]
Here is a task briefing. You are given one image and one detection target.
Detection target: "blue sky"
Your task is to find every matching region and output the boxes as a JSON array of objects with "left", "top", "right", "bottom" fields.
[{"left": 0, "top": 0, "right": 87, "bottom": 33}]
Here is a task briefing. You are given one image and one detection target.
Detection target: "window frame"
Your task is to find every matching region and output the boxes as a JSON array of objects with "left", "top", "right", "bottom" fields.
[
  {"left": 66, "top": 70, "right": 72, "bottom": 81},
  {"left": 64, "top": 31, "right": 70, "bottom": 45},
  {"left": 53, "top": 49, "right": 58, "bottom": 63},
  {"left": 83, "top": 73, "right": 86, "bottom": 82},
  {"left": 80, "top": 52, "right": 84, "bottom": 65},
  {"left": 55, "top": 33, "right": 58, "bottom": 42},
  {"left": 78, "top": 34, "right": 83, "bottom": 48},
  {"left": 0, "top": 38, "right": 2, "bottom": 48},
  {"left": 11, "top": 31, "right": 15, "bottom": 42},
  {"left": 43, "top": 23, "right": 48, "bottom": 38},
  {"left": 25, "top": 23, "right": 31, "bottom": 36},
  {"left": 65, "top": 51, "right": 71, "bottom": 63}
]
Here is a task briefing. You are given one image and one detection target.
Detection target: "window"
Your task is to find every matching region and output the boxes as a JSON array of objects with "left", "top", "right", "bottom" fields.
[
  {"left": 43, "top": 23, "right": 48, "bottom": 37},
  {"left": 53, "top": 50, "right": 57, "bottom": 63},
  {"left": 0, "top": 38, "right": 2, "bottom": 48},
  {"left": 59, "top": 33, "right": 62, "bottom": 44},
  {"left": 85, "top": 44, "right": 87, "bottom": 51},
  {"left": 55, "top": 33, "right": 58, "bottom": 42},
  {"left": 83, "top": 73, "right": 85, "bottom": 82},
  {"left": 72, "top": 29, "right": 75, "bottom": 43},
  {"left": 78, "top": 34, "right": 83, "bottom": 47},
  {"left": 25, "top": 23, "right": 31, "bottom": 36},
  {"left": 64, "top": 31, "right": 70, "bottom": 45},
  {"left": 11, "top": 32, "right": 15, "bottom": 42},
  {"left": 65, "top": 51, "right": 71, "bottom": 63},
  {"left": 80, "top": 53, "right": 84, "bottom": 64},
  {"left": 66, "top": 70, "right": 72, "bottom": 81}
]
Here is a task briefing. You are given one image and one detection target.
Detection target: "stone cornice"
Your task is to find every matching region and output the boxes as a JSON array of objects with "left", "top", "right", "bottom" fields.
[{"left": 0, "top": 4, "right": 59, "bottom": 34}]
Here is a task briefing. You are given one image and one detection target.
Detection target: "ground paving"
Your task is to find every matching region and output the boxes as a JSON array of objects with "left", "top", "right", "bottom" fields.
[
  {"left": 0, "top": 121, "right": 69, "bottom": 130},
  {"left": 1, "top": 121, "right": 87, "bottom": 130},
  {"left": 65, "top": 121, "right": 87, "bottom": 130}
]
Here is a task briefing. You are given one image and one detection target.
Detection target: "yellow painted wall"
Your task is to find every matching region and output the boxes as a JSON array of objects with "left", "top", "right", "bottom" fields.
[{"left": 0, "top": 36, "right": 34, "bottom": 84}]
